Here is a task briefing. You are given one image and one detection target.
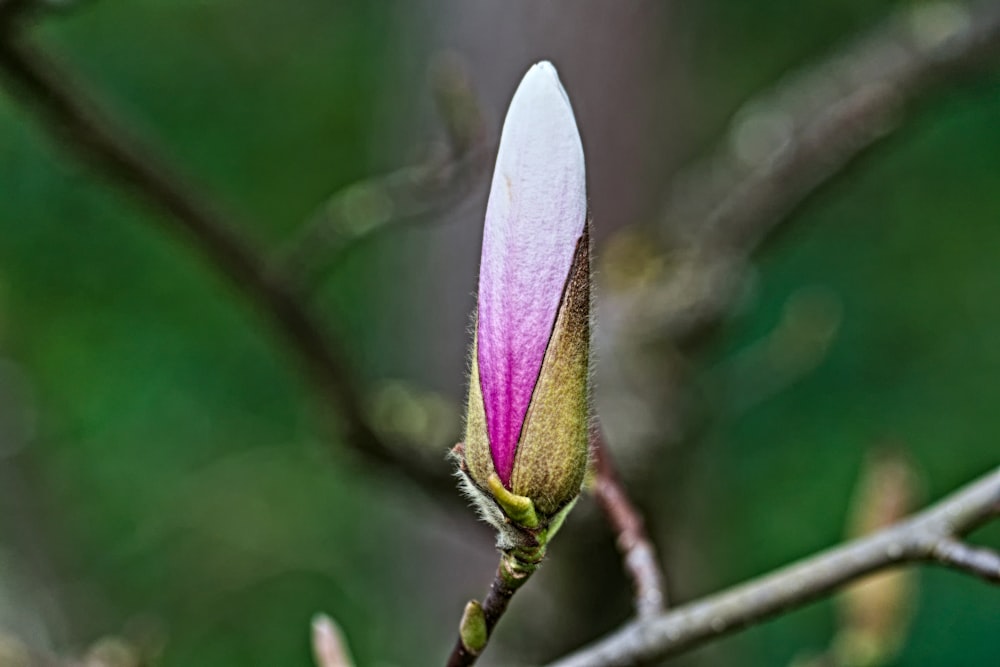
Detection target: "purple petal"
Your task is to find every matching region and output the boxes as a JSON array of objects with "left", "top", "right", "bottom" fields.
[{"left": 476, "top": 61, "right": 587, "bottom": 486}]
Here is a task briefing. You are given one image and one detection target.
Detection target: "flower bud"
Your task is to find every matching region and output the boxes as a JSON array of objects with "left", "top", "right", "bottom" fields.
[
  {"left": 457, "top": 61, "right": 590, "bottom": 543},
  {"left": 311, "top": 614, "right": 355, "bottom": 667},
  {"left": 458, "top": 600, "right": 488, "bottom": 655}
]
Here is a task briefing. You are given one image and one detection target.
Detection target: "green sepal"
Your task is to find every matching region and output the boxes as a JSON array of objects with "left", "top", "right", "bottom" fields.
[
  {"left": 487, "top": 473, "right": 539, "bottom": 528},
  {"left": 544, "top": 497, "right": 578, "bottom": 542}
]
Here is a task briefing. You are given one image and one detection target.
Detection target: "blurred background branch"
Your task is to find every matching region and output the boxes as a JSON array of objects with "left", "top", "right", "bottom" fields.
[
  {"left": 276, "top": 52, "right": 489, "bottom": 292},
  {"left": 636, "top": 0, "right": 1000, "bottom": 343},
  {"left": 0, "top": 22, "right": 459, "bottom": 499}
]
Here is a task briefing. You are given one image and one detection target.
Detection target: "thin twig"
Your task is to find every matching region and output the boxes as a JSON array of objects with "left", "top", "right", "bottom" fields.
[
  {"left": 277, "top": 152, "right": 484, "bottom": 291},
  {"left": 0, "top": 27, "right": 456, "bottom": 496},
  {"left": 446, "top": 550, "right": 539, "bottom": 667},
  {"left": 445, "top": 432, "right": 669, "bottom": 665},
  {"left": 545, "top": 465, "right": 1000, "bottom": 667},
  {"left": 591, "top": 431, "right": 668, "bottom": 617},
  {"left": 444, "top": 572, "right": 515, "bottom": 667},
  {"left": 931, "top": 537, "right": 1000, "bottom": 584}
]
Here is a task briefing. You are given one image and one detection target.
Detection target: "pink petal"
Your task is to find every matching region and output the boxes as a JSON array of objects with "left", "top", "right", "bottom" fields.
[{"left": 476, "top": 61, "right": 587, "bottom": 486}]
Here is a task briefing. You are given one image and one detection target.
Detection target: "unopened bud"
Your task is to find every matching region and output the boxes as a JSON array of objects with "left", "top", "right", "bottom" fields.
[
  {"left": 458, "top": 600, "right": 488, "bottom": 655},
  {"left": 457, "top": 61, "right": 590, "bottom": 549},
  {"left": 311, "top": 614, "right": 354, "bottom": 667}
]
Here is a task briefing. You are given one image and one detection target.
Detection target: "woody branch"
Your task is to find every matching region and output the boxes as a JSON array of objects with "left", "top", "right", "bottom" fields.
[{"left": 546, "top": 465, "right": 1000, "bottom": 667}]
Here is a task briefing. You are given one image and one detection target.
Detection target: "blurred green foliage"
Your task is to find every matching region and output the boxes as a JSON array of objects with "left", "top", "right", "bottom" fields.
[{"left": 0, "top": 1, "right": 997, "bottom": 666}]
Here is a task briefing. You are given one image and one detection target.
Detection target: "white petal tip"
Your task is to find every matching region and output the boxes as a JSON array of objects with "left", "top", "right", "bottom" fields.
[
  {"left": 529, "top": 60, "right": 558, "bottom": 78},
  {"left": 520, "top": 61, "right": 571, "bottom": 107}
]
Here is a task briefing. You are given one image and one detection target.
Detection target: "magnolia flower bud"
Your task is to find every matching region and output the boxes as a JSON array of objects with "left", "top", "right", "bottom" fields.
[{"left": 456, "top": 61, "right": 590, "bottom": 546}]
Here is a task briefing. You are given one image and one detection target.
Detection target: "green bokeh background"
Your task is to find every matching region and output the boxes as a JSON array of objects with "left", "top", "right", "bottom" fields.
[{"left": 0, "top": 1, "right": 997, "bottom": 666}]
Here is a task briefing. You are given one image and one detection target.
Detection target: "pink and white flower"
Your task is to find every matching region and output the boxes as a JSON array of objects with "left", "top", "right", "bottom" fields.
[{"left": 461, "top": 61, "right": 591, "bottom": 523}]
